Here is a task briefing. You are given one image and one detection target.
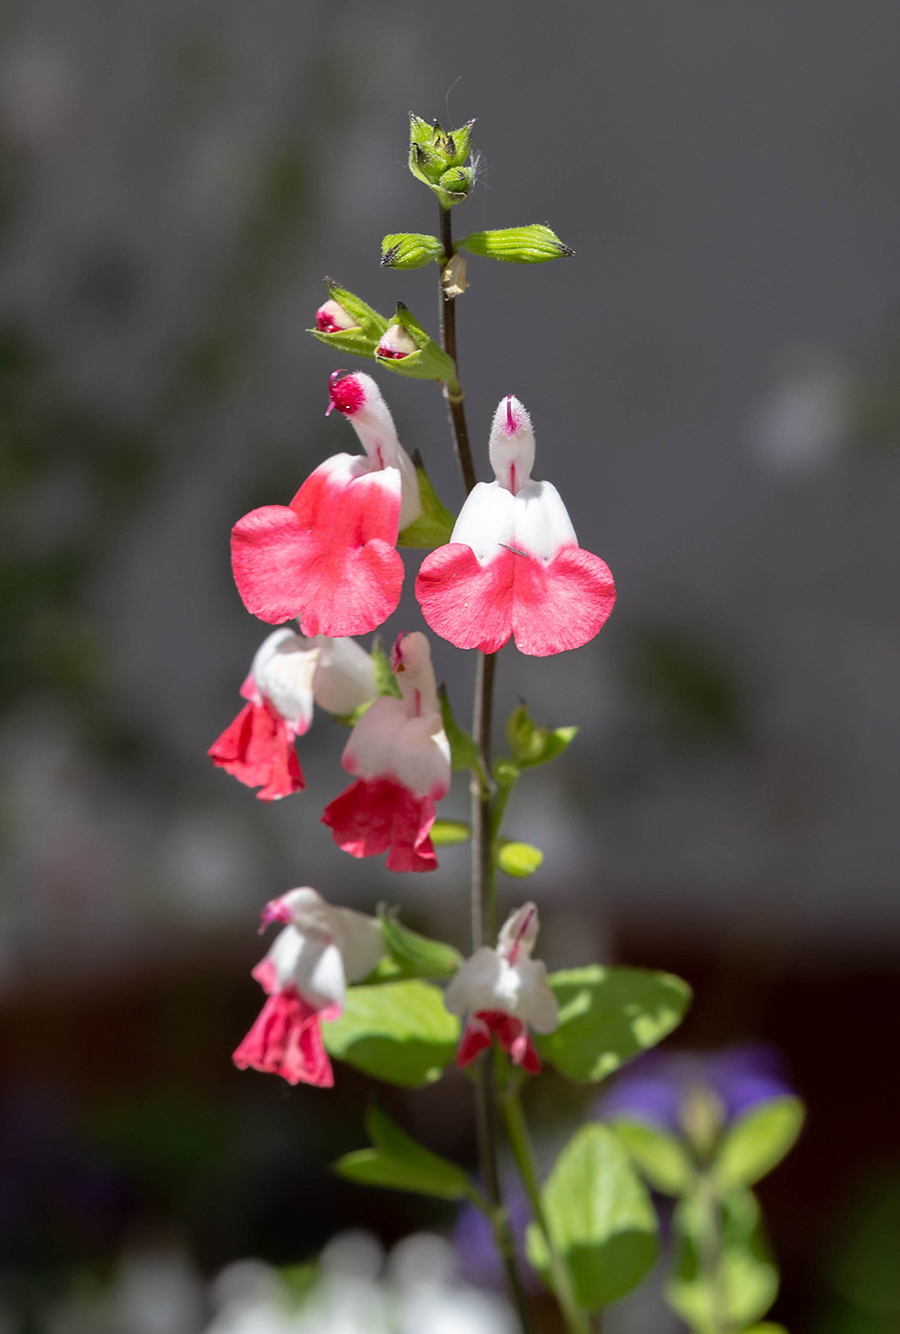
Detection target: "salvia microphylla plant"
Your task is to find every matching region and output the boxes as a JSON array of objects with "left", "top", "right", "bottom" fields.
[{"left": 209, "top": 114, "right": 804, "bottom": 1334}]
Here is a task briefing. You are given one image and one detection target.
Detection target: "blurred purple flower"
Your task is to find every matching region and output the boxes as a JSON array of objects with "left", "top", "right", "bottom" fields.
[
  {"left": 598, "top": 1044, "right": 792, "bottom": 1132},
  {"left": 453, "top": 1176, "right": 536, "bottom": 1291}
]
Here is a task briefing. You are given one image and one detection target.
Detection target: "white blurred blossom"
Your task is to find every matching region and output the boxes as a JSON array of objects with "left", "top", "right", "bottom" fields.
[{"left": 748, "top": 345, "right": 853, "bottom": 477}]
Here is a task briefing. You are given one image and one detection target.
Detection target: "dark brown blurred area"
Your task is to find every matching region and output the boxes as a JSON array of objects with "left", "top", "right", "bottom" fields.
[{"left": 0, "top": 1, "right": 898, "bottom": 1331}]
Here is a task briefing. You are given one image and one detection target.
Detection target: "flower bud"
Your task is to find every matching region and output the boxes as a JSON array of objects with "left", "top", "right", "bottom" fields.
[
  {"left": 376, "top": 324, "right": 418, "bottom": 360},
  {"left": 380, "top": 232, "right": 444, "bottom": 270},
  {"left": 315, "top": 298, "right": 358, "bottom": 333},
  {"left": 408, "top": 112, "right": 476, "bottom": 209},
  {"left": 458, "top": 224, "right": 575, "bottom": 264}
]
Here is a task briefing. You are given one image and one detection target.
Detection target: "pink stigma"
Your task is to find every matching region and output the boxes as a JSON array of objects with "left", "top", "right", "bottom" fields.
[
  {"left": 260, "top": 899, "right": 292, "bottom": 932},
  {"left": 377, "top": 346, "right": 409, "bottom": 360},
  {"left": 390, "top": 634, "right": 409, "bottom": 673},
  {"left": 507, "top": 905, "right": 536, "bottom": 964},
  {"left": 506, "top": 395, "right": 519, "bottom": 435},
  {"left": 328, "top": 371, "right": 364, "bottom": 417}
]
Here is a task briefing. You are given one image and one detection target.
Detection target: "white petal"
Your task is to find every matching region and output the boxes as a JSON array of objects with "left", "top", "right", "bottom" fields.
[
  {"left": 488, "top": 395, "right": 535, "bottom": 492},
  {"left": 261, "top": 925, "right": 304, "bottom": 990},
  {"left": 443, "top": 947, "right": 503, "bottom": 1016},
  {"left": 341, "top": 373, "right": 423, "bottom": 530},
  {"left": 278, "top": 887, "right": 335, "bottom": 936},
  {"left": 342, "top": 696, "right": 449, "bottom": 797},
  {"left": 250, "top": 629, "right": 319, "bottom": 732},
  {"left": 294, "top": 937, "right": 346, "bottom": 1011},
  {"left": 332, "top": 908, "right": 384, "bottom": 983},
  {"left": 393, "top": 632, "right": 439, "bottom": 717},
  {"left": 311, "top": 637, "right": 377, "bottom": 716},
  {"left": 497, "top": 902, "right": 539, "bottom": 964},
  {"left": 515, "top": 959, "right": 559, "bottom": 1033},
  {"left": 450, "top": 481, "right": 516, "bottom": 563},
  {"left": 513, "top": 480, "right": 578, "bottom": 562}
]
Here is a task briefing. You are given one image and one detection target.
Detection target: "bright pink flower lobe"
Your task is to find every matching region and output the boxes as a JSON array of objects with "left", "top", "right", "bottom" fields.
[
  {"left": 322, "top": 777, "right": 439, "bottom": 873},
  {"left": 457, "top": 1011, "right": 541, "bottom": 1074},
  {"left": 233, "top": 988, "right": 333, "bottom": 1087},
  {"left": 208, "top": 700, "right": 304, "bottom": 801}
]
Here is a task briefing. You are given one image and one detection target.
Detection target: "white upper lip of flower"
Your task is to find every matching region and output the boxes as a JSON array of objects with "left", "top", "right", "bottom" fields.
[
  {"left": 249, "top": 630, "right": 376, "bottom": 729},
  {"left": 260, "top": 887, "right": 383, "bottom": 1013}
]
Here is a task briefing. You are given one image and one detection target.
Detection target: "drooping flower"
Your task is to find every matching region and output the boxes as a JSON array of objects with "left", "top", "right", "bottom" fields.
[
  {"left": 231, "top": 372, "right": 422, "bottom": 636},
  {"left": 233, "top": 887, "right": 383, "bottom": 1087},
  {"left": 321, "top": 632, "right": 451, "bottom": 873},
  {"left": 443, "top": 903, "right": 558, "bottom": 1073},
  {"left": 209, "top": 629, "right": 376, "bottom": 800},
  {"left": 415, "top": 395, "right": 616, "bottom": 656}
]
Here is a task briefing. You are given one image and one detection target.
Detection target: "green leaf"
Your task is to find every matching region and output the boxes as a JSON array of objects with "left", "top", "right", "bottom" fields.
[
  {"left": 535, "top": 966, "right": 692, "bottom": 1083},
  {"left": 377, "top": 911, "right": 462, "bottom": 981},
  {"left": 506, "top": 704, "right": 578, "bottom": 768},
  {"left": 321, "top": 980, "right": 459, "bottom": 1087},
  {"left": 527, "top": 1123, "right": 657, "bottom": 1311},
  {"left": 397, "top": 453, "right": 456, "bottom": 549},
  {"left": 713, "top": 1097, "right": 805, "bottom": 1191},
  {"left": 493, "top": 757, "right": 520, "bottom": 788},
  {"left": 458, "top": 224, "right": 574, "bottom": 264},
  {"left": 335, "top": 1105, "right": 471, "bottom": 1201},
  {"left": 496, "top": 840, "right": 544, "bottom": 878},
  {"left": 371, "top": 636, "right": 401, "bottom": 698},
  {"left": 610, "top": 1117, "right": 695, "bottom": 1196},
  {"left": 381, "top": 233, "right": 444, "bottom": 270},
  {"left": 743, "top": 1326, "right": 789, "bottom": 1334},
  {"left": 431, "top": 819, "right": 471, "bottom": 846},
  {"left": 439, "top": 683, "right": 480, "bottom": 770},
  {"left": 666, "top": 1187, "right": 778, "bottom": 1332},
  {"left": 375, "top": 304, "right": 457, "bottom": 382}
]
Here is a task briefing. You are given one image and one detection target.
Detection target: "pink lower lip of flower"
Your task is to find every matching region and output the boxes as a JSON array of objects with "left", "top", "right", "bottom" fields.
[
  {"left": 416, "top": 541, "right": 616, "bottom": 656},
  {"left": 230, "top": 456, "right": 404, "bottom": 636},
  {"left": 321, "top": 776, "right": 440, "bottom": 873},
  {"left": 232, "top": 987, "right": 334, "bottom": 1087},
  {"left": 208, "top": 699, "right": 305, "bottom": 800},
  {"left": 457, "top": 1010, "right": 541, "bottom": 1074}
]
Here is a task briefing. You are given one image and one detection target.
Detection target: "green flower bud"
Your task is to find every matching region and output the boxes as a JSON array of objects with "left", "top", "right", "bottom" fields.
[
  {"left": 380, "top": 232, "right": 444, "bottom": 270},
  {"left": 408, "top": 113, "right": 477, "bottom": 208},
  {"left": 458, "top": 224, "right": 575, "bottom": 264}
]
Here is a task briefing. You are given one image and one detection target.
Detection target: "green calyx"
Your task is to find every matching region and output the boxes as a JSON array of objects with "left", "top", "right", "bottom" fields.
[
  {"left": 375, "top": 303, "right": 457, "bottom": 382},
  {"left": 307, "top": 278, "right": 388, "bottom": 359},
  {"left": 397, "top": 451, "right": 456, "bottom": 549},
  {"left": 380, "top": 232, "right": 445, "bottom": 270},
  {"left": 408, "top": 113, "right": 476, "bottom": 207},
  {"left": 458, "top": 224, "right": 575, "bottom": 264}
]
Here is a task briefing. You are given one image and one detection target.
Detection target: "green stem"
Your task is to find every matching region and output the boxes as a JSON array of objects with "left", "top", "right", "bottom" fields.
[
  {"left": 436, "top": 201, "right": 538, "bottom": 1334},
  {"left": 695, "top": 1176, "right": 731, "bottom": 1334},
  {"left": 503, "top": 1087, "right": 594, "bottom": 1334}
]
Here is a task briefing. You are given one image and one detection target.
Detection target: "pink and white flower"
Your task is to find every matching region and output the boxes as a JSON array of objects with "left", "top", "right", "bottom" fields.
[
  {"left": 415, "top": 395, "right": 616, "bottom": 656},
  {"left": 315, "top": 298, "right": 358, "bottom": 333},
  {"left": 234, "top": 888, "right": 383, "bottom": 1087},
  {"left": 321, "top": 632, "right": 451, "bottom": 873},
  {"left": 231, "top": 372, "right": 422, "bottom": 636},
  {"left": 208, "top": 629, "right": 376, "bottom": 801},
  {"left": 443, "top": 903, "right": 558, "bottom": 1074}
]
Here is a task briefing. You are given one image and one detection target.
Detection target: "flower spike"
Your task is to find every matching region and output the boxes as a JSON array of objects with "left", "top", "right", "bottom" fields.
[
  {"left": 231, "top": 372, "right": 422, "bottom": 636},
  {"left": 321, "top": 632, "right": 451, "bottom": 872},
  {"left": 415, "top": 394, "right": 616, "bottom": 656}
]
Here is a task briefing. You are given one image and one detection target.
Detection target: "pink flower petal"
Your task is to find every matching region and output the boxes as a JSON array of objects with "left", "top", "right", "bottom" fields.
[
  {"left": 232, "top": 989, "right": 334, "bottom": 1087},
  {"left": 416, "top": 543, "right": 616, "bottom": 657},
  {"left": 208, "top": 701, "right": 304, "bottom": 800},
  {"left": 231, "top": 459, "right": 403, "bottom": 636},
  {"left": 321, "top": 777, "right": 438, "bottom": 873}
]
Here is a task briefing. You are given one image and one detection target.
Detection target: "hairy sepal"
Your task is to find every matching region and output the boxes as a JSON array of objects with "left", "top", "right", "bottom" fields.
[
  {"left": 458, "top": 224, "right": 574, "bottom": 263},
  {"left": 397, "top": 454, "right": 456, "bottom": 549},
  {"left": 370, "top": 909, "right": 463, "bottom": 982},
  {"left": 381, "top": 232, "right": 444, "bottom": 269},
  {"left": 507, "top": 703, "right": 578, "bottom": 768},
  {"left": 375, "top": 303, "right": 457, "bottom": 382}
]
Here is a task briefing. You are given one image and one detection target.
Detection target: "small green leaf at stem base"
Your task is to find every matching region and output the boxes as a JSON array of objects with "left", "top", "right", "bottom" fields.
[
  {"left": 439, "top": 683, "right": 481, "bottom": 770},
  {"left": 527, "top": 1123, "right": 658, "bottom": 1311},
  {"left": 713, "top": 1096, "right": 805, "bottom": 1191},
  {"left": 458, "top": 225, "right": 574, "bottom": 263},
  {"left": 496, "top": 840, "right": 544, "bottom": 878},
  {"left": 322, "top": 980, "right": 459, "bottom": 1087},
  {"left": 430, "top": 819, "right": 471, "bottom": 846},
  {"left": 397, "top": 454, "right": 456, "bottom": 549},
  {"left": 666, "top": 1186, "right": 778, "bottom": 1333},
  {"left": 609, "top": 1117, "right": 696, "bottom": 1196},
  {"left": 374, "top": 910, "right": 462, "bottom": 981},
  {"left": 535, "top": 966, "right": 692, "bottom": 1083},
  {"left": 335, "top": 1104, "right": 472, "bottom": 1201},
  {"left": 507, "top": 703, "right": 578, "bottom": 769}
]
